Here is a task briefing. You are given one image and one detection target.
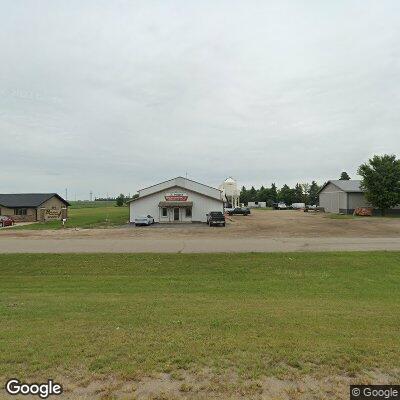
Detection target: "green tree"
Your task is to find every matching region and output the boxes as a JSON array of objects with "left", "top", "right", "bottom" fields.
[
  {"left": 294, "top": 183, "right": 303, "bottom": 203},
  {"left": 339, "top": 171, "right": 351, "bottom": 180},
  {"left": 300, "top": 183, "right": 311, "bottom": 204},
  {"left": 257, "top": 186, "right": 271, "bottom": 203},
  {"left": 358, "top": 154, "right": 400, "bottom": 216},
  {"left": 239, "top": 186, "right": 248, "bottom": 205},
  {"left": 116, "top": 194, "right": 125, "bottom": 207},
  {"left": 308, "top": 181, "right": 320, "bottom": 205},
  {"left": 269, "top": 183, "right": 278, "bottom": 204},
  {"left": 278, "top": 185, "right": 295, "bottom": 205},
  {"left": 248, "top": 186, "right": 257, "bottom": 202}
]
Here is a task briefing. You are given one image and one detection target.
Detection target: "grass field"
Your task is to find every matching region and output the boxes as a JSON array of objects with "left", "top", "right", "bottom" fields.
[
  {"left": 1, "top": 252, "right": 399, "bottom": 390},
  {"left": 12, "top": 203, "right": 129, "bottom": 230},
  {"left": 69, "top": 200, "right": 118, "bottom": 209}
]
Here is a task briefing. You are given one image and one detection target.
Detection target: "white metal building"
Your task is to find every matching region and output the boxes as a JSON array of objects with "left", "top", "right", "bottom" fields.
[
  {"left": 128, "top": 177, "right": 224, "bottom": 223},
  {"left": 319, "top": 180, "right": 400, "bottom": 215},
  {"left": 248, "top": 201, "right": 267, "bottom": 208},
  {"left": 219, "top": 177, "right": 240, "bottom": 208},
  {"left": 318, "top": 180, "right": 368, "bottom": 214}
]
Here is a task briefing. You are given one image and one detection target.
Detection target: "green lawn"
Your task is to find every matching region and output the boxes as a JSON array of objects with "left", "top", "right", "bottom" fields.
[
  {"left": 0, "top": 252, "right": 399, "bottom": 382},
  {"left": 12, "top": 205, "right": 129, "bottom": 230},
  {"left": 69, "top": 200, "right": 117, "bottom": 209}
]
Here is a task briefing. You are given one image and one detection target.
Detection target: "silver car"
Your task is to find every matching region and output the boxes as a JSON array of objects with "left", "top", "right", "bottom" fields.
[{"left": 134, "top": 215, "right": 155, "bottom": 226}]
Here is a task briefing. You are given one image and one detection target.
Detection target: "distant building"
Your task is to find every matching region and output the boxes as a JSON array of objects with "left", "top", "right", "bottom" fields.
[
  {"left": 318, "top": 180, "right": 400, "bottom": 214},
  {"left": 0, "top": 193, "right": 69, "bottom": 222},
  {"left": 219, "top": 177, "right": 240, "bottom": 208},
  {"left": 128, "top": 177, "right": 224, "bottom": 223}
]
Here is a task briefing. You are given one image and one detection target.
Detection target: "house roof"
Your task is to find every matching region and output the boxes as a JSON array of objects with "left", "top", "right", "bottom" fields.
[
  {"left": 128, "top": 185, "right": 224, "bottom": 203},
  {"left": 318, "top": 180, "right": 363, "bottom": 194},
  {"left": 138, "top": 176, "right": 221, "bottom": 194},
  {"left": 0, "top": 193, "right": 70, "bottom": 208},
  {"left": 127, "top": 177, "right": 223, "bottom": 203}
]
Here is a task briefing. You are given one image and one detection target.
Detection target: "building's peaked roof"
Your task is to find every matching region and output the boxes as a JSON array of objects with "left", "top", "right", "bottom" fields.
[
  {"left": 127, "top": 177, "right": 223, "bottom": 203},
  {"left": 0, "top": 193, "right": 70, "bottom": 208},
  {"left": 319, "top": 180, "right": 363, "bottom": 194},
  {"left": 138, "top": 176, "right": 221, "bottom": 192}
]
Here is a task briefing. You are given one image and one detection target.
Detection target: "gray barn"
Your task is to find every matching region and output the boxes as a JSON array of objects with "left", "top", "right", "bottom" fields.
[
  {"left": 318, "top": 180, "right": 400, "bottom": 215},
  {"left": 318, "top": 180, "right": 369, "bottom": 214}
]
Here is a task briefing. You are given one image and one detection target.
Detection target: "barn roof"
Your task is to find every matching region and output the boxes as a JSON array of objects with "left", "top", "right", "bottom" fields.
[
  {"left": 318, "top": 180, "right": 363, "bottom": 194},
  {"left": 0, "top": 193, "right": 70, "bottom": 208},
  {"left": 127, "top": 177, "right": 223, "bottom": 203}
]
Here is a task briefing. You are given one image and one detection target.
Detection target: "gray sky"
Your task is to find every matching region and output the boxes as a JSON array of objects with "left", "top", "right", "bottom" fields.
[{"left": 1, "top": 1, "right": 399, "bottom": 199}]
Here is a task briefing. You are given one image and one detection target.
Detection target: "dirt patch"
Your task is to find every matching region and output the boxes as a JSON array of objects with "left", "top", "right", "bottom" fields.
[
  {"left": 1, "top": 210, "right": 400, "bottom": 240},
  {"left": 1, "top": 210, "right": 400, "bottom": 253},
  {"left": 3, "top": 369, "right": 398, "bottom": 399}
]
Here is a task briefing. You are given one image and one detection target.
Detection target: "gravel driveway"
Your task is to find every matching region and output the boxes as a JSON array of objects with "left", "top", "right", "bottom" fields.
[{"left": 1, "top": 210, "right": 399, "bottom": 253}]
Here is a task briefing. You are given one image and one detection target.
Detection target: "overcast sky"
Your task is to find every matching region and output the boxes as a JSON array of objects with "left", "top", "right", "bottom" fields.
[{"left": 1, "top": 1, "right": 399, "bottom": 199}]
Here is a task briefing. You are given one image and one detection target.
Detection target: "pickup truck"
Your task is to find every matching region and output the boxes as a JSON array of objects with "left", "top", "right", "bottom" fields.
[
  {"left": 272, "top": 202, "right": 287, "bottom": 210},
  {"left": 206, "top": 211, "right": 226, "bottom": 227}
]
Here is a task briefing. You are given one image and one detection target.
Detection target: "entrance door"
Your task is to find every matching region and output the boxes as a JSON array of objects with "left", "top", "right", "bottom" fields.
[{"left": 173, "top": 208, "right": 180, "bottom": 221}]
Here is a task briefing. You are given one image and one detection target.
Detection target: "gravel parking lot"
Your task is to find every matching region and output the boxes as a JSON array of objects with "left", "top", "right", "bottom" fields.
[{"left": 0, "top": 210, "right": 399, "bottom": 252}]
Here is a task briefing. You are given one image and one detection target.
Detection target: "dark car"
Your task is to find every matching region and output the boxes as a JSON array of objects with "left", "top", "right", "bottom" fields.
[
  {"left": 207, "top": 211, "right": 226, "bottom": 227},
  {"left": 0, "top": 216, "right": 15, "bottom": 227},
  {"left": 227, "top": 207, "right": 250, "bottom": 216}
]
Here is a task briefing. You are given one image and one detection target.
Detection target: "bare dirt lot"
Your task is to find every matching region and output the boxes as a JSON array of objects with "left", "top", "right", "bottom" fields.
[{"left": 1, "top": 210, "right": 400, "bottom": 252}]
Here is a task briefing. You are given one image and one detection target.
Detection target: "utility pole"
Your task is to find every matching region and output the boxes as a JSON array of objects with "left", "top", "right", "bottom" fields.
[
  {"left": 65, "top": 188, "right": 68, "bottom": 200},
  {"left": 89, "top": 191, "right": 93, "bottom": 202}
]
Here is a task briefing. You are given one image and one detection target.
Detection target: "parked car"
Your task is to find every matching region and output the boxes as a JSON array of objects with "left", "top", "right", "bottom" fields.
[
  {"left": 292, "top": 203, "right": 305, "bottom": 209},
  {"left": 272, "top": 202, "right": 287, "bottom": 210},
  {"left": 134, "top": 215, "right": 155, "bottom": 226},
  {"left": 0, "top": 216, "right": 14, "bottom": 227},
  {"left": 207, "top": 211, "right": 226, "bottom": 227},
  {"left": 227, "top": 207, "right": 251, "bottom": 216}
]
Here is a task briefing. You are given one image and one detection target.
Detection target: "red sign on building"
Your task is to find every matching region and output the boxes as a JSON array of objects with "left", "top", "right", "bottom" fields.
[{"left": 165, "top": 193, "right": 188, "bottom": 201}]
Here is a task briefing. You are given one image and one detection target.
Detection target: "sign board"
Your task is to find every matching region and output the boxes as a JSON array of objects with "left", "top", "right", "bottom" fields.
[
  {"left": 44, "top": 209, "right": 62, "bottom": 220},
  {"left": 165, "top": 193, "right": 188, "bottom": 201}
]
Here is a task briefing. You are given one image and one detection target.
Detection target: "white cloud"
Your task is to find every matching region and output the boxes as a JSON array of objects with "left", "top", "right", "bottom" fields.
[{"left": 0, "top": 0, "right": 399, "bottom": 198}]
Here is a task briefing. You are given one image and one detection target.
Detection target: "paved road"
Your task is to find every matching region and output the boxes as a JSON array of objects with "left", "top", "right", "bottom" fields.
[{"left": 0, "top": 237, "right": 400, "bottom": 253}]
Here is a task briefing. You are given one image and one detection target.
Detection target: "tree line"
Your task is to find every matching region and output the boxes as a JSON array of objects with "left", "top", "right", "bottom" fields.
[
  {"left": 238, "top": 153, "right": 400, "bottom": 215},
  {"left": 239, "top": 171, "right": 352, "bottom": 206},
  {"left": 239, "top": 181, "right": 321, "bottom": 206}
]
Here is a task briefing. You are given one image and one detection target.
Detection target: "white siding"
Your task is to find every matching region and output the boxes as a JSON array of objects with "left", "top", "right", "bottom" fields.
[
  {"left": 348, "top": 193, "right": 370, "bottom": 209},
  {"left": 130, "top": 186, "right": 223, "bottom": 223},
  {"left": 319, "top": 182, "right": 347, "bottom": 213},
  {"left": 138, "top": 177, "right": 222, "bottom": 200}
]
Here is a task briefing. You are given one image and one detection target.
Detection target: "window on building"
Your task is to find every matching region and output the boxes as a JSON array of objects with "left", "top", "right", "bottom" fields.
[
  {"left": 186, "top": 207, "right": 192, "bottom": 217},
  {"left": 14, "top": 208, "right": 27, "bottom": 215},
  {"left": 162, "top": 207, "right": 167, "bottom": 217}
]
